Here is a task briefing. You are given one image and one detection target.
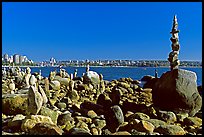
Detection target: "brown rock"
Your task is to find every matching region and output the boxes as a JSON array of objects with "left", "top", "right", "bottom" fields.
[
  {"left": 112, "top": 131, "right": 131, "bottom": 135},
  {"left": 29, "top": 123, "right": 63, "bottom": 135}
]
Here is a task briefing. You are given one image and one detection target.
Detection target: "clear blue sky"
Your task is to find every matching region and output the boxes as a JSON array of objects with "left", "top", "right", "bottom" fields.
[{"left": 2, "top": 2, "right": 202, "bottom": 62}]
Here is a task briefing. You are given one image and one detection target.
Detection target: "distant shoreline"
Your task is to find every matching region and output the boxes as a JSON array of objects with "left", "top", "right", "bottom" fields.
[{"left": 2, "top": 65, "right": 202, "bottom": 69}]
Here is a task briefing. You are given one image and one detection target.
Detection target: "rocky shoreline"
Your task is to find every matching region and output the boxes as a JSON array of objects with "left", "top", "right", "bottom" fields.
[{"left": 2, "top": 65, "right": 202, "bottom": 135}]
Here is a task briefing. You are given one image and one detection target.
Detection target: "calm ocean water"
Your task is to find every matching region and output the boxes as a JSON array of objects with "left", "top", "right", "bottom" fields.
[{"left": 28, "top": 67, "right": 202, "bottom": 86}]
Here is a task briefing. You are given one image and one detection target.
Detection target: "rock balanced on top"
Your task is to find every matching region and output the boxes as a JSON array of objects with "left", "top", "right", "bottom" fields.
[{"left": 168, "top": 15, "right": 180, "bottom": 71}]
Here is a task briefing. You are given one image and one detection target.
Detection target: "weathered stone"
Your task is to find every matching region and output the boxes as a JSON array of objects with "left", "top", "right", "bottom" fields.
[
  {"left": 105, "top": 105, "right": 124, "bottom": 132},
  {"left": 147, "top": 132, "right": 160, "bottom": 135},
  {"left": 141, "top": 75, "right": 154, "bottom": 82},
  {"left": 184, "top": 125, "right": 197, "bottom": 133},
  {"left": 90, "top": 127, "right": 99, "bottom": 135},
  {"left": 129, "top": 118, "right": 141, "bottom": 126},
  {"left": 124, "top": 111, "right": 134, "bottom": 120},
  {"left": 93, "top": 119, "right": 106, "bottom": 129},
  {"left": 44, "top": 77, "right": 49, "bottom": 91},
  {"left": 80, "top": 101, "right": 104, "bottom": 114},
  {"left": 142, "top": 88, "right": 152, "bottom": 93},
  {"left": 99, "top": 80, "right": 105, "bottom": 94},
  {"left": 8, "top": 114, "right": 26, "bottom": 131},
  {"left": 50, "top": 80, "right": 61, "bottom": 91},
  {"left": 75, "top": 121, "right": 90, "bottom": 132},
  {"left": 129, "top": 112, "right": 150, "bottom": 121},
  {"left": 75, "top": 83, "right": 86, "bottom": 91},
  {"left": 29, "top": 75, "right": 37, "bottom": 86},
  {"left": 154, "top": 124, "right": 186, "bottom": 135},
  {"left": 152, "top": 69, "right": 202, "bottom": 116},
  {"left": 75, "top": 116, "right": 92, "bottom": 124},
  {"left": 2, "top": 82, "right": 9, "bottom": 94},
  {"left": 132, "top": 120, "right": 155, "bottom": 133},
  {"left": 2, "top": 131, "right": 25, "bottom": 135},
  {"left": 64, "top": 121, "right": 75, "bottom": 132},
  {"left": 109, "top": 87, "right": 121, "bottom": 105},
  {"left": 8, "top": 79, "right": 16, "bottom": 93},
  {"left": 176, "top": 113, "right": 189, "bottom": 122},
  {"left": 83, "top": 71, "right": 100, "bottom": 86},
  {"left": 112, "top": 131, "right": 131, "bottom": 135},
  {"left": 68, "top": 127, "right": 92, "bottom": 135},
  {"left": 49, "top": 71, "right": 56, "bottom": 81},
  {"left": 57, "top": 112, "right": 74, "bottom": 126},
  {"left": 127, "top": 87, "right": 134, "bottom": 94},
  {"left": 183, "top": 117, "right": 202, "bottom": 128},
  {"left": 130, "top": 129, "right": 146, "bottom": 135},
  {"left": 54, "top": 76, "right": 70, "bottom": 86},
  {"left": 87, "top": 110, "right": 97, "bottom": 118},
  {"left": 29, "top": 123, "right": 63, "bottom": 135},
  {"left": 116, "top": 121, "right": 129, "bottom": 131},
  {"left": 157, "top": 110, "right": 177, "bottom": 124},
  {"left": 122, "top": 101, "right": 148, "bottom": 113},
  {"left": 21, "top": 115, "right": 54, "bottom": 132},
  {"left": 2, "top": 94, "right": 28, "bottom": 115},
  {"left": 68, "top": 89, "right": 79, "bottom": 101},
  {"left": 145, "top": 119, "right": 167, "bottom": 129},
  {"left": 102, "top": 129, "right": 112, "bottom": 135},
  {"left": 38, "top": 85, "right": 48, "bottom": 105},
  {"left": 96, "top": 94, "right": 112, "bottom": 110},
  {"left": 39, "top": 106, "right": 59, "bottom": 125},
  {"left": 49, "top": 97, "right": 58, "bottom": 106},
  {"left": 24, "top": 74, "right": 31, "bottom": 88},
  {"left": 131, "top": 84, "right": 139, "bottom": 90},
  {"left": 143, "top": 78, "right": 158, "bottom": 89},
  {"left": 118, "top": 82, "right": 130, "bottom": 89},
  {"left": 28, "top": 86, "right": 43, "bottom": 115},
  {"left": 57, "top": 102, "right": 67, "bottom": 110},
  {"left": 141, "top": 106, "right": 157, "bottom": 118},
  {"left": 2, "top": 113, "right": 7, "bottom": 119},
  {"left": 69, "top": 80, "right": 75, "bottom": 91}
]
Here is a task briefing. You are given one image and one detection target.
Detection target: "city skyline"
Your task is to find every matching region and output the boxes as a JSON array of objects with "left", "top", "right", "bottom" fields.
[{"left": 2, "top": 2, "right": 202, "bottom": 62}]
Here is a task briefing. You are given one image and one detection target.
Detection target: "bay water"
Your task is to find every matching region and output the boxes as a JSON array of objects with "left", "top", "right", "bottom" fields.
[{"left": 28, "top": 66, "right": 202, "bottom": 86}]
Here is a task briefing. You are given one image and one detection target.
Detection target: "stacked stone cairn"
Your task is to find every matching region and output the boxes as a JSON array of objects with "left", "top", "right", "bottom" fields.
[
  {"left": 2, "top": 16, "right": 202, "bottom": 135},
  {"left": 168, "top": 15, "right": 180, "bottom": 70}
]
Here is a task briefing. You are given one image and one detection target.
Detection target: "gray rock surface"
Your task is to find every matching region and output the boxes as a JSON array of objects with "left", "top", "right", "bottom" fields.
[
  {"left": 152, "top": 69, "right": 202, "bottom": 116},
  {"left": 83, "top": 71, "right": 100, "bottom": 86},
  {"left": 28, "top": 86, "right": 43, "bottom": 115},
  {"left": 105, "top": 105, "right": 124, "bottom": 132}
]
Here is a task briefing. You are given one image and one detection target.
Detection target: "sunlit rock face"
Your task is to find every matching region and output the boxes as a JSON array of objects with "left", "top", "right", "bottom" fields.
[{"left": 152, "top": 69, "right": 202, "bottom": 117}]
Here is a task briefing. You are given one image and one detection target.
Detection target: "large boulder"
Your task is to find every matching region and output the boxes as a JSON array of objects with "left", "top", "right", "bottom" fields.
[
  {"left": 27, "top": 86, "right": 43, "bottom": 115},
  {"left": 21, "top": 115, "right": 55, "bottom": 132},
  {"left": 154, "top": 124, "right": 186, "bottom": 135},
  {"left": 54, "top": 76, "right": 70, "bottom": 86},
  {"left": 105, "top": 105, "right": 124, "bottom": 132},
  {"left": 152, "top": 69, "right": 202, "bottom": 116},
  {"left": 39, "top": 106, "right": 59, "bottom": 125},
  {"left": 50, "top": 80, "right": 61, "bottom": 91},
  {"left": 2, "top": 94, "right": 28, "bottom": 115},
  {"left": 83, "top": 71, "right": 100, "bottom": 86},
  {"left": 29, "top": 123, "right": 64, "bottom": 135}
]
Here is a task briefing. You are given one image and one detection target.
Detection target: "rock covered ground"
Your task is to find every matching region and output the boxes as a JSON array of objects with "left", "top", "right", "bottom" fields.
[{"left": 2, "top": 67, "right": 202, "bottom": 135}]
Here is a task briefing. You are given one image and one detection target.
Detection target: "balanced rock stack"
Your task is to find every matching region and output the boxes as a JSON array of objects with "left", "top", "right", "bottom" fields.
[
  {"left": 152, "top": 15, "right": 202, "bottom": 117},
  {"left": 168, "top": 15, "right": 180, "bottom": 70}
]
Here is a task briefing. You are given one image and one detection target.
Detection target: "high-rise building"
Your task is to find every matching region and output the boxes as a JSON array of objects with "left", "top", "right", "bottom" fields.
[
  {"left": 10, "top": 55, "right": 13, "bottom": 63},
  {"left": 24, "top": 56, "right": 28, "bottom": 62},
  {"left": 19, "top": 55, "right": 25, "bottom": 64},
  {"left": 13, "top": 54, "right": 20, "bottom": 64},
  {"left": 3, "top": 54, "right": 9, "bottom": 62},
  {"left": 50, "top": 57, "right": 56, "bottom": 66}
]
